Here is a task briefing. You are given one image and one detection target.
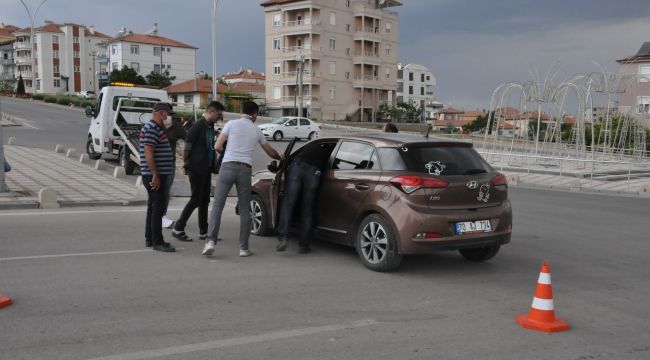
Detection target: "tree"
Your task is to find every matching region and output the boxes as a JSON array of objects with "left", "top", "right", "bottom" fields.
[
  {"left": 146, "top": 70, "right": 176, "bottom": 89},
  {"left": 465, "top": 113, "right": 490, "bottom": 133},
  {"left": 16, "top": 75, "right": 25, "bottom": 94},
  {"left": 109, "top": 66, "right": 146, "bottom": 85}
]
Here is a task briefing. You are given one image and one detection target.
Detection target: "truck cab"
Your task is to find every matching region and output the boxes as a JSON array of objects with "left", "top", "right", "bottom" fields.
[{"left": 85, "top": 85, "right": 169, "bottom": 174}]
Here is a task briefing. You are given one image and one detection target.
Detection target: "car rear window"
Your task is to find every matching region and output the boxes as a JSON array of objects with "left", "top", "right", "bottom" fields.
[{"left": 377, "top": 145, "right": 493, "bottom": 176}]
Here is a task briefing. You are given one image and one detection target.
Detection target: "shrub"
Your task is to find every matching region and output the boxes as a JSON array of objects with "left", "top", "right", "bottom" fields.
[
  {"left": 81, "top": 100, "right": 95, "bottom": 108},
  {"left": 56, "top": 97, "right": 71, "bottom": 106},
  {"left": 32, "top": 93, "right": 45, "bottom": 100},
  {"left": 69, "top": 97, "right": 83, "bottom": 106},
  {"left": 44, "top": 96, "right": 57, "bottom": 103}
]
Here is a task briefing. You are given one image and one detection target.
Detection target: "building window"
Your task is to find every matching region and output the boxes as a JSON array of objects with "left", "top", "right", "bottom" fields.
[
  {"left": 329, "top": 87, "right": 336, "bottom": 100},
  {"left": 397, "top": 69, "right": 403, "bottom": 80},
  {"left": 111, "top": 45, "right": 116, "bottom": 54},
  {"left": 171, "top": 95, "right": 178, "bottom": 103},
  {"left": 409, "top": 72, "right": 414, "bottom": 81},
  {"left": 386, "top": 22, "right": 392, "bottom": 33},
  {"left": 638, "top": 96, "right": 650, "bottom": 113},
  {"left": 53, "top": 79, "right": 60, "bottom": 87},
  {"left": 154, "top": 64, "right": 161, "bottom": 74},
  {"left": 421, "top": 87, "right": 425, "bottom": 95},
  {"left": 346, "top": 0, "right": 351, "bottom": 8},
  {"left": 167, "top": 64, "right": 171, "bottom": 70},
  {"left": 273, "top": 38, "right": 281, "bottom": 51},
  {"left": 385, "top": 68, "right": 390, "bottom": 79},
  {"left": 52, "top": 35, "right": 58, "bottom": 44},
  {"left": 167, "top": 47, "right": 171, "bottom": 52},
  {"left": 426, "top": 75, "right": 430, "bottom": 81},
  {"left": 74, "top": 66, "right": 80, "bottom": 72},
  {"left": 131, "top": 62, "right": 140, "bottom": 72},
  {"left": 184, "top": 95, "right": 193, "bottom": 103},
  {"left": 330, "top": 12, "right": 336, "bottom": 26},
  {"left": 345, "top": 71, "right": 350, "bottom": 80},
  {"left": 273, "top": 13, "right": 281, "bottom": 27},
  {"left": 639, "top": 65, "right": 650, "bottom": 82},
  {"left": 397, "top": 83, "right": 403, "bottom": 92},
  {"left": 53, "top": 50, "right": 59, "bottom": 59},
  {"left": 329, "top": 38, "right": 336, "bottom": 50},
  {"left": 73, "top": 37, "right": 79, "bottom": 44},
  {"left": 273, "top": 62, "right": 281, "bottom": 75},
  {"left": 397, "top": 96, "right": 403, "bottom": 103},
  {"left": 421, "top": 74, "right": 425, "bottom": 82},
  {"left": 345, "top": 48, "right": 351, "bottom": 56},
  {"left": 154, "top": 46, "right": 161, "bottom": 56},
  {"left": 130, "top": 44, "right": 139, "bottom": 55},
  {"left": 409, "top": 86, "right": 413, "bottom": 95},
  {"left": 385, "top": 45, "right": 391, "bottom": 56},
  {"left": 112, "top": 62, "right": 118, "bottom": 70},
  {"left": 53, "top": 64, "right": 60, "bottom": 73},
  {"left": 346, "top": 24, "right": 351, "bottom": 32},
  {"left": 329, "top": 61, "right": 336, "bottom": 75},
  {"left": 273, "top": 86, "right": 281, "bottom": 100},
  {"left": 73, "top": 51, "right": 80, "bottom": 58}
]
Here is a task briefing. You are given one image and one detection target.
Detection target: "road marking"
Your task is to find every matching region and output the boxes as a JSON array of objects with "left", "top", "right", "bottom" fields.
[
  {"left": 0, "top": 249, "right": 153, "bottom": 262},
  {"left": 87, "top": 319, "right": 378, "bottom": 360},
  {"left": 0, "top": 203, "right": 235, "bottom": 217}
]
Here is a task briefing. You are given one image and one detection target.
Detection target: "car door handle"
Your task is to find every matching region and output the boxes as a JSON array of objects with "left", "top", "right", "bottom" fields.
[{"left": 355, "top": 183, "right": 370, "bottom": 191}]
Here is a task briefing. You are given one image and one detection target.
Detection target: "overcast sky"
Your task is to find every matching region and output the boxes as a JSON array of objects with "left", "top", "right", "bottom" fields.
[{"left": 2, "top": 0, "right": 650, "bottom": 109}]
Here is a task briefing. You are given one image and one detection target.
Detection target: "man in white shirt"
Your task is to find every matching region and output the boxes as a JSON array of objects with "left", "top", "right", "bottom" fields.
[{"left": 203, "top": 101, "right": 283, "bottom": 257}]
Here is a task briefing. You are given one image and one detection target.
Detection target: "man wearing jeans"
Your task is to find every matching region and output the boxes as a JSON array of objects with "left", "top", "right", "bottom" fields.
[
  {"left": 139, "top": 102, "right": 176, "bottom": 253},
  {"left": 203, "top": 101, "right": 283, "bottom": 257}
]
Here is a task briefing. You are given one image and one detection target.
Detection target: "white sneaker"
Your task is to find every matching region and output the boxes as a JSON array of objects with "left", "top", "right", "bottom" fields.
[
  {"left": 162, "top": 216, "right": 174, "bottom": 229},
  {"left": 239, "top": 249, "right": 252, "bottom": 257},
  {"left": 202, "top": 241, "right": 215, "bottom": 256}
]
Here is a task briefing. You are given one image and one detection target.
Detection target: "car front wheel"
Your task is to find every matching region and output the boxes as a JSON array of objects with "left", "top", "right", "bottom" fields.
[
  {"left": 356, "top": 214, "right": 402, "bottom": 272},
  {"left": 273, "top": 131, "right": 284, "bottom": 141},
  {"left": 459, "top": 245, "right": 500, "bottom": 262},
  {"left": 250, "top": 194, "right": 271, "bottom": 236},
  {"left": 308, "top": 131, "right": 315, "bottom": 140}
]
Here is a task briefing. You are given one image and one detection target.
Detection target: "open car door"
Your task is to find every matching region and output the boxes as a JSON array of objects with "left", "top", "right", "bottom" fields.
[{"left": 268, "top": 137, "right": 299, "bottom": 229}]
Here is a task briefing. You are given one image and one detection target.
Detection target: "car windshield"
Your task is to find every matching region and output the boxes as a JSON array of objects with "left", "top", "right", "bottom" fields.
[
  {"left": 271, "top": 117, "right": 290, "bottom": 124},
  {"left": 378, "top": 145, "right": 493, "bottom": 176}
]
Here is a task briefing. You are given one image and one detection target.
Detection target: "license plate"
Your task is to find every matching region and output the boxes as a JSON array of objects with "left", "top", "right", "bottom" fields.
[{"left": 455, "top": 220, "right": 492, "bottom": 235}]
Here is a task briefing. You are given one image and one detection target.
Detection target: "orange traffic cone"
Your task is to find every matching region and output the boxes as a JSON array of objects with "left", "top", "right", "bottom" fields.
[
  {"left": 516, "top": 261, "right": 569, "bottom": 333},
  {"left": 0, "top": 292, "right": 12, "bottom": 309}
]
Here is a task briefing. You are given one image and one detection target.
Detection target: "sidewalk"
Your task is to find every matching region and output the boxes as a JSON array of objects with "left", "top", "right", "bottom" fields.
[{"left": 1, "top": 145, "right": 143, "bottom": 209}]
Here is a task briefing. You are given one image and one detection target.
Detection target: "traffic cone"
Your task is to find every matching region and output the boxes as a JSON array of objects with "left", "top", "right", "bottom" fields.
[
  {"left": 516, "top": 261, "right": 569, "bottom": 333},
  {"left": 0, "top": 292, "right": 12, "bottom": 309}
]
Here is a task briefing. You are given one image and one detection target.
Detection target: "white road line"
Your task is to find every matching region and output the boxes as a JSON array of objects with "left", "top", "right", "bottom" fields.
[
  {"left": 87, "top": 319, "right": 378, "bottom": 360},
  {"left": 0, "top": 249, "right": 153, "bottom": 262},
  {"left": 19, "top": 120, "right": 39, "bottom": 130},
  {"left": 0, "top": 203, "right": 236, "bottom": 217}
]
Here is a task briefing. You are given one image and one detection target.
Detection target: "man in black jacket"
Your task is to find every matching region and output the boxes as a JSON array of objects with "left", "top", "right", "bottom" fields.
[{"left": 172, "top": 101, "right": 225, "bottom": 242}]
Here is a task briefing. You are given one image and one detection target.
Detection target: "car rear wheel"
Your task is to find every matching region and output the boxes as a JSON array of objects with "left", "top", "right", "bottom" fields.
[
  {"left": 86, "top": 137, "right": 101, "bottom": 160},
  {"left": 459, "top": 245, "right": 500, "bottom": 262},
  {"left": 250, "top": 194, "right": 271, "bottom": 236},
  {"left": 119, "top": 146, "right": 135, "bottom": 175},
  {"left": 273, "top": 131, "right": 284, "bottom": 141},
  {"left": 356, "top": 214, "right": 402, "bottom": 272}
]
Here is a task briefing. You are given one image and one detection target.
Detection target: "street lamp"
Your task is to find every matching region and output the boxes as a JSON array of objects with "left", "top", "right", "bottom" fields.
[
  {"left": 91, "top": 51, "right": 97, "bottom": 93},
  {"left": 19, "top": 0, "right": 49, "bottom": 93},
  {"left": 212, "top": 0, "right": 219, "bottom": 102},
  {"left": 0, "top": 97, "right": 7, "bottom": 192}
]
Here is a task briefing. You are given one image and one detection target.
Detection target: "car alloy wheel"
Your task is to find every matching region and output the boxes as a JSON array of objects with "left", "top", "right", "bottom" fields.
[
  {"left": 360, "top": 221, "right": 388, "bottom": 264},
  {"left": 356, "top": 214, "right": 402, "bottom": 271},
  {"left": 273, "top": 131, "right": 283, "bottom": 141},
  {"left": 249, "top": 194, "right": 270, "bottom": 236}
]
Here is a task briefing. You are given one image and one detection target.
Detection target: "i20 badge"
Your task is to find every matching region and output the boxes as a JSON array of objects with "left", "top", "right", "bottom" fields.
[{"left": 467, "top": 181, "right": 479, "bottom": 190}]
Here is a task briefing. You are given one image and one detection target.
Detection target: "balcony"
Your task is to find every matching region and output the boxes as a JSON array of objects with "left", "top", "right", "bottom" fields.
[
  {"left": 279, "top": 19, "right": 322, "bottom": 36},
  {"left": 281, "top": 45, "right": 322, "bottom": 59},
  {"left": 14, "top": 42, "right": 31, "bottom": 50},
  {"left": 353, "top": 74, "right": 381, "bottom": 88},
  {"left": 279, "top": 95, "right": 320, "bottom": 107},
  {"left": 353, "top": 27, "right": 383, "bottom": 42},
  {"left": 353, "top": 51, "right": 380, "bottom": 65},
  {"left": 0, "top": 58, "right": 14, "bottom": 65},
  {"left": 15, "top": 57, "right": 33, "bottom": 65},
  {"left": 280, "top": 71, "right": 321, "bottom": 84},
  {"left": 15, "top": 71, "right": 33, "bottom": 79},
  {"left": 0, "top": 73, "right": 15, "bottom": 81}
]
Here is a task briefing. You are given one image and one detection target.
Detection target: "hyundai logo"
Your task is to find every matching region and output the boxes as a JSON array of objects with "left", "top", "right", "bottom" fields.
[{"left": 467, "top": 181, "right": 479, "bottom": 190}]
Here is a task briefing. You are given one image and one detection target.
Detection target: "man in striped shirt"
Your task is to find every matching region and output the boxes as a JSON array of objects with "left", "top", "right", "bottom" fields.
[{"left": 139, "top": 102, "right": 176, "bottom": 253}]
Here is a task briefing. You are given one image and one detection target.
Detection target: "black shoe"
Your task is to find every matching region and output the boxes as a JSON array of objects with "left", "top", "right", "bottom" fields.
[
  {"left": 276, "top": 239, "right": 288, "bottom": 252},
  {"left": 172, "top": 230, "right": 193, "bottom": 242},
  {"left": 145, "top": 240, "right": 152, "bottom": 248},
  {"left": 153, "top": 243, "right": 176, "bottom": 252},
  {"left": 298, "top": 245, "right": 311, "bottom": 254}
]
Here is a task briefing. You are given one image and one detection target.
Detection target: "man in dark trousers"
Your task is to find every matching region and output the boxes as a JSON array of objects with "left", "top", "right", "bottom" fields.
[
  {"left": 139, "top": 102, "right": 176, "bottom": 252},
  {"left": 276, "top": 142, "right": 331, "bottom": 253},
  {"left": 172, "top": 101, "right": 225, "bottom": 242}
]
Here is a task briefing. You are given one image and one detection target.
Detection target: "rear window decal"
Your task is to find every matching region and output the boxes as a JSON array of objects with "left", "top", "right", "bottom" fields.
[
  {"left": 477, "top": 183, "right": 491, "bottom": 202},
  {"left": 401, "top": 147, "right": 409, "bottom": 152},
  {"left": 425, "top": 161, "right": 445, "bottom": 176}
]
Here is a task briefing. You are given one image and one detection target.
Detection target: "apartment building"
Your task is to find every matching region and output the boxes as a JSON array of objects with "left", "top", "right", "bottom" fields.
[
  {"left": 396, "top": 63, "right": 436, "bottom": 120},
  {"left": 103, "top": 31, "right": 197, "bottom": 84},
  {"left": 262, "top": 0, "right": 401, "bottom": 121},
  {"left": 617, "top": 42, "right": 650, "bottom": 120},
  {"left": 9, "top": 22, "right": 109, "bottom": 94}
]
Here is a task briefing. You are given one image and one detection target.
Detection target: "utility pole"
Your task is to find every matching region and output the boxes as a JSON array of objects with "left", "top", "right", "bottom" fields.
[
  {"left": 91, "top": 51, "right": 97, "bottom": 93},
  {"left": 296, "top": 55, "right": 304, "bottom": 117},
  {"left": 0, "top": 96, "right": 7, "bottom": 192},
  {"left": 212, "top": 0, "right": 220, "bottom": 102}
]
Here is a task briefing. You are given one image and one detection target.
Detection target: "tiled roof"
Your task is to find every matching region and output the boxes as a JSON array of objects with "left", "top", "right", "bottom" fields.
[
  {"left": 85, "top": 29, "right": 111, "bottom": 39},
  {"left": 260, "top": 0, "right": 305, "bottom": 7},
  {"left": 37, "top": 23, "right": 64, "bottom": 33},
  {"left": 433, "top": 119, "right": 473, "bottom": 127},
  {"left": 439, "top": 107, "right": 464, "bottom": 114},
  {"left": 223, "top": 69, "right": 265, "bottom": 81},
  {"left": 105, "top": 34, "right": 197, "bottom": 49},
  {"left": 520, "top": 111, "right": 551, "bottom": 121},
  {"left": 165, "top": 79, "right": 228, "bottom": 94},
  {"left": 230, "top": 82, "right": 265, "bottom": 93}
]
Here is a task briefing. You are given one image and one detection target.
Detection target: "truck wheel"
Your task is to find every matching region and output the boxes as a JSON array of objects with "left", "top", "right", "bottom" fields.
[
  {"left": 273, "top": 131, "right": 283, "bottom": 141},
  {"left": 356, "top": 214, "right": 402, "bottom": 272},
  {"left": 119, "top": 147, "right": 135, "bottom": 175},
  {"left": 459, "top": 245, "right": 500, "bottom": 262},
  {"left": 86, "top": 137, "right": 101, "bottom": 160}
]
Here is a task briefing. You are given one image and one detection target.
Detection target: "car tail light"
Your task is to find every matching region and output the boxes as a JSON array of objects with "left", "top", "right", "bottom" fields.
[
  {"left": 390, "top": 175, "right": 448, "bottom": 194},
  {"left": 497, "top": 224, "right": 512, "bottom": 232},
  {"left": 415, "top": 232, "right": 443, "bottom": 239},
  {"left": 491, "top": 173, "right": 508, "bottom": 186}
]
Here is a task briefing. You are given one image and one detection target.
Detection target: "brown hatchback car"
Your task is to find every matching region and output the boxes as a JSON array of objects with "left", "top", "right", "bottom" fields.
[{"left": 249, "top": 133, "right": 512, "bottom": 271}]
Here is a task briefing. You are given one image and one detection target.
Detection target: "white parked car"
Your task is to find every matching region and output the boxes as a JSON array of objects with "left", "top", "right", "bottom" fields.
[
  {"left": 77, "top": 91, "right": 96, "bottom": 99},
  {"left": 258, "top": 116, "right": 320, "bottom": 141}
]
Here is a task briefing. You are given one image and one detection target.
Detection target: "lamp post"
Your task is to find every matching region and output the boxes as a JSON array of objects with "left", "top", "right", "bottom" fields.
[
  {"left": 19, "top": 0, "right": 49, "bottom": 93},
  {"left": 212, "top": 0, "right": 219, "bottom": 102},
  {"left": 1, "top": 96, "right": 7, "bottom": 192},
  {"left": 91, "top": 50, "right": 97, "bottom": 93}
]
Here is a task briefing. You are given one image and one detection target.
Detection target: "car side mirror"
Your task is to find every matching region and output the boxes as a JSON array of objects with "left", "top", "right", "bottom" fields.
[
  {"left": 267, "top": 160, "right": 279, "bottom": 173},
  {"left": 85, "top": 106, "right": 95, "bottom": 118}
]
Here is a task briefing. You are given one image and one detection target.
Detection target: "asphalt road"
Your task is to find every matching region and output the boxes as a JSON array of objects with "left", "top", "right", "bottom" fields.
[{"left": 1, "top": 189, "right": 649, "bottom": 359}]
